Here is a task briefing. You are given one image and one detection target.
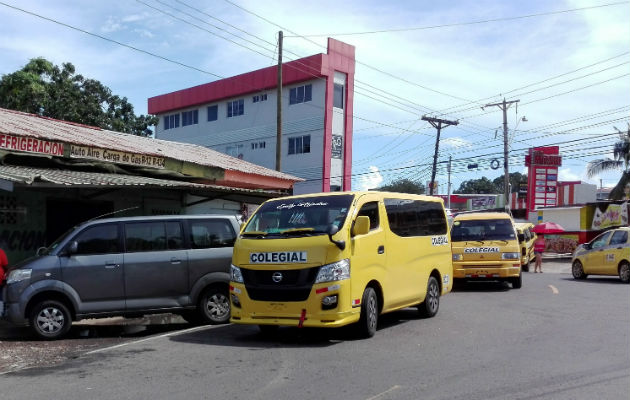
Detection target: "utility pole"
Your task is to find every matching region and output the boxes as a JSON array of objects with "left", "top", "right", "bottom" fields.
[
  {"left": 422, "top": 116, "right": 459, "bottom": 196},
  {"left": 447, "top": 155, "right": 452, "bottom": 209},
  {"left": 483, "top": 98, "right": 519, "bottom": 211},
  {"left": 275, "top": 31, "right": 283, "bottom": 171}
]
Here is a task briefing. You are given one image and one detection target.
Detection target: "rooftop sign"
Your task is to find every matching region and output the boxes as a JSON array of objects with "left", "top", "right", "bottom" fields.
[
  {"left": 0, "top": 133, "right": 64, "bottom": 156},
  {"left": 69, "top": 145, "right": 165, "bottom": 169}
]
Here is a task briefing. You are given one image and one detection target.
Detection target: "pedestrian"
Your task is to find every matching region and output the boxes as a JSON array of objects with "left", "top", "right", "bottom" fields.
[
  {"left": 0, "top": 242, "right": 8, "bottom": 313},
  {"left": 533, "top": 233, "right": 545, "bottom": 273}
]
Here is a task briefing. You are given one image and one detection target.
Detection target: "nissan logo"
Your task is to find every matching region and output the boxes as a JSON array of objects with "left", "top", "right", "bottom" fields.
[{"left": 271, "top": 272, "right": 283, "bottom": 283}]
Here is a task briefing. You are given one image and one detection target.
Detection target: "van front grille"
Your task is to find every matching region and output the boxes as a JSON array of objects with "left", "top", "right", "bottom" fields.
[{"left": 241, "top": 266, "right": 319, "bottom": 302}]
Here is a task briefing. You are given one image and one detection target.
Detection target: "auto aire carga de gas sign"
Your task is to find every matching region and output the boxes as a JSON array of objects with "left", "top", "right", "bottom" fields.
[{"left": 70, "top": 145, "right": 165, "bottom": 169}]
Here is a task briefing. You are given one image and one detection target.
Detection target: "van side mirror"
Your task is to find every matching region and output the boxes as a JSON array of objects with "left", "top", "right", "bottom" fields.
[{"left": 352, "top": 216, "right": 370, "bottom": 236}]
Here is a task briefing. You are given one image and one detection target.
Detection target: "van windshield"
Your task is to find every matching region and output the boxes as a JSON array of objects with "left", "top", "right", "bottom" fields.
[
  {"left": 451, "top": 219, "right": 516, "bottom": 242},
  {"left": 243, "top": 195, "right": 354, "bottom": 237}
]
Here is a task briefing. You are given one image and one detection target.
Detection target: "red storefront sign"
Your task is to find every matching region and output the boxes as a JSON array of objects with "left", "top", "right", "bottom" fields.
[
  {"left": 0, "top": 133, "right": 64, "bottom": 156},
  {"left": 524, "top": 146, "right": 562, "bottom": 216}
]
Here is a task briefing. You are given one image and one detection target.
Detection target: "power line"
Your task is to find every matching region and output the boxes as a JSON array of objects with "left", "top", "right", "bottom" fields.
[{"left": 286, "top": 1, "right": 629, "bottom": 37}]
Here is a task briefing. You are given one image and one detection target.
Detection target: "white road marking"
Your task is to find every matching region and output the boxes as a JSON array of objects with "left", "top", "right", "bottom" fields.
[
  {"left": 85, "top": 324, "right": 215, "bottom": 355},
  {"left": 548, "top": 285, "right": 559, "bottom": 294},
  {"left": 366, "top": 385, "right": 401, "bottom": 400}
]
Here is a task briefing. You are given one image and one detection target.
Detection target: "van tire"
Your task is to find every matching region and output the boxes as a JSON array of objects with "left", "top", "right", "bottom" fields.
[
  {"left": 522, "top": 261, "right": 530, "bottom": 272},
  {"left": 418, "top": 276, "right": 440, "bottom": 318},
  {"left": 356, "top": 287, "right": 378, "bottom": 338},
  {"left": 196, "top": 286, "right": 231, "bottom": 324},
  {"left": 510, "top": 272, "right": 522, "bottom": 289},
  {"left": 29, "top": 300, "right": 72, "bottom": 340}
]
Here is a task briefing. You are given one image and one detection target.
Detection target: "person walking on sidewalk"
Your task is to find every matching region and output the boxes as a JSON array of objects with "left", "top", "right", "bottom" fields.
[{"left": 533, "top": 234, "right": 546, "bottom": 273}]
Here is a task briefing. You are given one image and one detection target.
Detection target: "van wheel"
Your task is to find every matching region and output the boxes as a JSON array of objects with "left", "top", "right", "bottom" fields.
[
  {"left": 522, "top": 261, "right": 530, "bottom": 272},
  {"left": 418, "top": 276, "right": 440, "bottom": 318},
  {"left": 197, "top": 286, "right": 231, "bottom": 324},
  {"left": 619, "top": 262, "right": 630, "bottom": 283},
  {"left": 356, "top": 287, "right": 378, "bottom": 338},
  {"left": 572, "top": 260, "right": 587, "bottom": 280},
  {"left": 30, "top": 300, "right": 72, "bottom": 340},
  {"left": 510, "top": 272, "right": 522, "bottom": 289}
]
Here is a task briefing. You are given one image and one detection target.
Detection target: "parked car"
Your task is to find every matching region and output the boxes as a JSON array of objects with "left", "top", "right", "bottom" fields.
[
  {"left": 571, "top": 227, "right": 630, "bottom": 283},
  {"left": 514, "top": 222, "right": 536, "bottom": 272},
  {"left": 1, "top": 215, "right": 239, "bottom": 339}
]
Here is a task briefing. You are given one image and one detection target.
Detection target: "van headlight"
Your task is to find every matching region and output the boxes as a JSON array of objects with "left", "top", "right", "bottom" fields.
[
  {"left": 502, "top": 252, "right": 520, "bottom": 260},
  {"left": 7, "top": 269, "right": 32, "bottom": 284},
  {"left": 231, "top": 264, "right": 244, "bottom": 283},
  {"left": 452, "top": 254, "right": 463, "bottom": 261},
  {"left": 315, "top": 259, "right": 350, "bottom": 283}
]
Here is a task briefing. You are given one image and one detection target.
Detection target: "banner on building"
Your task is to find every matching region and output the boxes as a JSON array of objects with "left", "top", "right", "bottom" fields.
[
  {"left": 0, "top": 134, "right": 64, "bottom": 157},
  {"left": 591, "top": 202, "right": 628, "bottom": 230},
  {"left": 331, "top": 135, "right": 343, "bottom": 159},
  {"left": 70, "top": 145, "right": 165, "bottom": 169}
]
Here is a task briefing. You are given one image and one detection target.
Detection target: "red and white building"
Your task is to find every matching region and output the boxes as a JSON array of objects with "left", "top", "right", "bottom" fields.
[{"left": 148, "top": 38, "right": 355, "bottom": 194}]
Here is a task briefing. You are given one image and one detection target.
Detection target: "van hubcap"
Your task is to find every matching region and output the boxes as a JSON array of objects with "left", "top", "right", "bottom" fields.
[
  {"left": 427, "top": 282, "right": 439, "bottom": 312},
  {"left": 206, "top": 294, "right": 230, "bottom": 319},
  {"left": 36, "top": 307, "right": 65, "bottom": 333}
]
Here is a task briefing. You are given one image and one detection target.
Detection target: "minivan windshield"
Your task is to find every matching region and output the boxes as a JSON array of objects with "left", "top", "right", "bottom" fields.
[
  {"left": 451, "top": 218, "right": 516, "bottom": 242},
  {"left": 37, "top": 226, "right": 78, "bottom": 255},
  {"left": 243, "top": 195, "right": 354, "bottom": 237}
]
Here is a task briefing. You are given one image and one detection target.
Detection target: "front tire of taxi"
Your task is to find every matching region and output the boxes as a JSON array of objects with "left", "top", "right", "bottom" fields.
[
  {"left": 572, "top": 260, "right": 587, "bottom": 280},
  {"left": 418, "top": 276, "right": 440, "bottom": 318},
  {"left": 356, "top": 287, "right": 378, "bottom": 338},
  {"left": 619, "top": 261, "right": 630, "bottom": 283}
]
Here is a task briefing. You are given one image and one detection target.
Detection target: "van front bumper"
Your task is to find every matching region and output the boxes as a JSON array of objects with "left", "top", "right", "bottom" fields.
[
  {"left": 229, "top": 282, "right": 360, "bottom": 328},
  {"left": 453, "top": 261, "right": 521, "bottom": 279}
]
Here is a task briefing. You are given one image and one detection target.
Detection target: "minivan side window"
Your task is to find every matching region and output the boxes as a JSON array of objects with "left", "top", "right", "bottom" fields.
[
  {"left": 190, "top": 220, "right": 236, "bottom": 249},
  {"left": 384, "top": 199, "right": 447, "bottom": 237},
  {"left": 357, "top": 201, "right": 380, "bottom": 231},
  {"left": 74, "top": 224, "right": 120, "bottom": 255},
  {"left": 610, "top": 230, "right": 628, "bottom": 245},
  {"left": 125, "top": 222, "right": 168, "bottom": 252}
]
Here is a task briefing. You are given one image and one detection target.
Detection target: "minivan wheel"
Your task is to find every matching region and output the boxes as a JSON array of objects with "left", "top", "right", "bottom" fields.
[
  {"left": 511, "top": 272, "right": 523, "bottom": 289},
  {"left": 198, "top": 286, "right": 231, "bottom": 324},
  {"left": 356, "top": 287, "right": 378, "bottom": 338},
  {"left": 30, "top": 300, "right": 72, "bottom": 340},
  {"left": 418, "top": 276, "right": 440, "bottom": 318},
  {"left": 619, "top": 262, "right": 630, "bottom": 283},
  {"left": 572, "top": 260, "right": 587, "bottom": 280}
]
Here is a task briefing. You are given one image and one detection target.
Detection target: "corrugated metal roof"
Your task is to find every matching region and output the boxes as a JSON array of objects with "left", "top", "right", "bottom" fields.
[
  {"left": 0, "top": 108, "right": 300, "bottom": 182},
  {"left": 0, "top": 164, "right": 275, "bottom": 194}
]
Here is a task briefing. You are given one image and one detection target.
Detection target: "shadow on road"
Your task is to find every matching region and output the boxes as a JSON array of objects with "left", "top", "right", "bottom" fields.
[
  {"left": 451, "top": 280, "right": 512, "bottom": 292},
  {"left": 559, "top": 276, "right": 626, "bottom": 285}
]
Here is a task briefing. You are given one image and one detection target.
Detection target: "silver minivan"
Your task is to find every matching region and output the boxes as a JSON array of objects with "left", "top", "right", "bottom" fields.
[{"left": 1, "top": 215, "right": 239, "bottom": 339}]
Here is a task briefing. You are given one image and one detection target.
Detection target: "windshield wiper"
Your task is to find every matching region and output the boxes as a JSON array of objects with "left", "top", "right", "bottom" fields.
[
  {"left": 241, "top": 231, "right": 268, "bottom": 238},
  {"left": 279, "top": 228, "right": 327, "bottom": 236}
]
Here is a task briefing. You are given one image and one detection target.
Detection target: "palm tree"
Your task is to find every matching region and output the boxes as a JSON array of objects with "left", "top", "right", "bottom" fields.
[{"left": 587, "top": 124, "right": 630, "bottom": 200}]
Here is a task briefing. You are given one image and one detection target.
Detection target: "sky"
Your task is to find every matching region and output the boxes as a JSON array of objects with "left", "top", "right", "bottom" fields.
[{"left": 0, "top": 0, "right": 628, "bottom": 193}]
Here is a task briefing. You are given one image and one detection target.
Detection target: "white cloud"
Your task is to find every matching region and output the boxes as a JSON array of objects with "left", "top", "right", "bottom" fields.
[
  {"left": 442, "top": 137, "right": 471, "bottom": 149},
  {"left": 558, "top": 168, "right": 580, "bottom": 182},
  {"left": 358, "top": 166, "right": 383, "bottom": 190},
  {"left": 101, "top": 17, "right": 123, "bottom": 33}
]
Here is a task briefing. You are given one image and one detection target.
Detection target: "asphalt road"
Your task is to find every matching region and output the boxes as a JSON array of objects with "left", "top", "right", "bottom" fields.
[{"left": 1, "top": 261, "right": 628, "bottom": 400}]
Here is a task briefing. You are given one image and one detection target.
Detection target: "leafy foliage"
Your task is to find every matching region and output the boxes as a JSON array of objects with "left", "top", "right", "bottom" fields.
[
  {"left": 455, "top": 172, "right": 528, "bottom": 194},
  {"left": 0, "top": 58, "right": 158, "bottom": 136},
  {"left": 378, "top": 178, "right": 426, "bottom": 194},
  {"left": 586, "top": 124, "right": 630, "bottom": 200}
]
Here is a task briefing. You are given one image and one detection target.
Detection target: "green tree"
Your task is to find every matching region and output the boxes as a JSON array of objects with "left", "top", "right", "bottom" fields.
[
  {"left": 587, "top": 124, "right": 630, "bottom": 200},
  {"left": 492, "top": 172, "right": 528, "bottom": 193},
  {"left": 0, "top": 58, "right": 158, "bottom": 136},
  {"left": 378, "top": 178, "right": 425, "bottom": 194},
  {"left": 454, "top": 177, "right": 497, "bottom": 194}
]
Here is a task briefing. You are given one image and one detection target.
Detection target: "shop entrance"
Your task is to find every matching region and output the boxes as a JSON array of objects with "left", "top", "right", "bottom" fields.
[{"left": 46, "top": 199, "right": 113, "bottom": 245}]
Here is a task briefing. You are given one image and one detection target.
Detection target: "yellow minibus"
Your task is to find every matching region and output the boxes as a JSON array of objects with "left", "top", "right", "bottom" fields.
[
  {"left": 229, "top": 191, "right": 452, "bottom": 338},
  {"left": 450, "top": 212, "right": 522, "bottom": 288}
]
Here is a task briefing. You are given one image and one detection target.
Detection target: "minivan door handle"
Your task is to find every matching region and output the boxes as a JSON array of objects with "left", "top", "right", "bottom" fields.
[
  {"left": 171, "top": 258, "right": 181, "bottom": 264},
  {"left": 104, "top": 262, "right": 119, "bottom": 269},
  {"left": 377, "top": 245, "right": 385, "bottom": 254}
]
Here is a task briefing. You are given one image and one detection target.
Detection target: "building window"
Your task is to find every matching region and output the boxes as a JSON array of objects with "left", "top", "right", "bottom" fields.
[
  {"left": 288, "top": 135, "right": 311, "bottom": 155},
  {"left": 226, "top": 144, "right": 244, "bottom": 158},
  {"left": 227, "top": 99, "right": 244, "bottom": 118},
  {"left": 164, "top": 114, "right": 180, "bottom": 130},
  {"left": 251, "top": 141, "right": 266, "bottom": 150},
  {"left": 253, "top": 94, "right": 268, "bottom": 103},
  {"left": 289, "top": 84, "right": 312, "bottom": 105},
  {"left": 333, "top": 83, "right": 344, "bottom": 109},
  {"left": 182, "top": 110, "right": 199, "bottom": 127},
  {"left": 207, "top": 105, "right": 218, "bottom": 122}
]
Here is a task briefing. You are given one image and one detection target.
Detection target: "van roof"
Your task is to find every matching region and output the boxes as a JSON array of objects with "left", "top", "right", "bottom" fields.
[
  {"left": 82, "top": 214, "right": 237, "bottom": 225},
  {"left": 453, "top": 212, "right": 512, "bottom": 221},
  {"left": 262, "top": 191, "right": 445, "bottom": 204}
]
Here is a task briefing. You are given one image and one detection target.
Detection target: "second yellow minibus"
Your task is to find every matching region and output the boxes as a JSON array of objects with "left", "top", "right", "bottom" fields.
[{"left": 229, "top": 191, "right": 453, "bottom": 338}]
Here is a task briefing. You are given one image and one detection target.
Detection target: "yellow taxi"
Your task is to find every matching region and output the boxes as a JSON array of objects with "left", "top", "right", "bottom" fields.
[
  {"left": 571, "top": 227, "right": 630, "bottom": 283},
  {"left": 514, "top": 222, "right": 536, "bottom": 272}
]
